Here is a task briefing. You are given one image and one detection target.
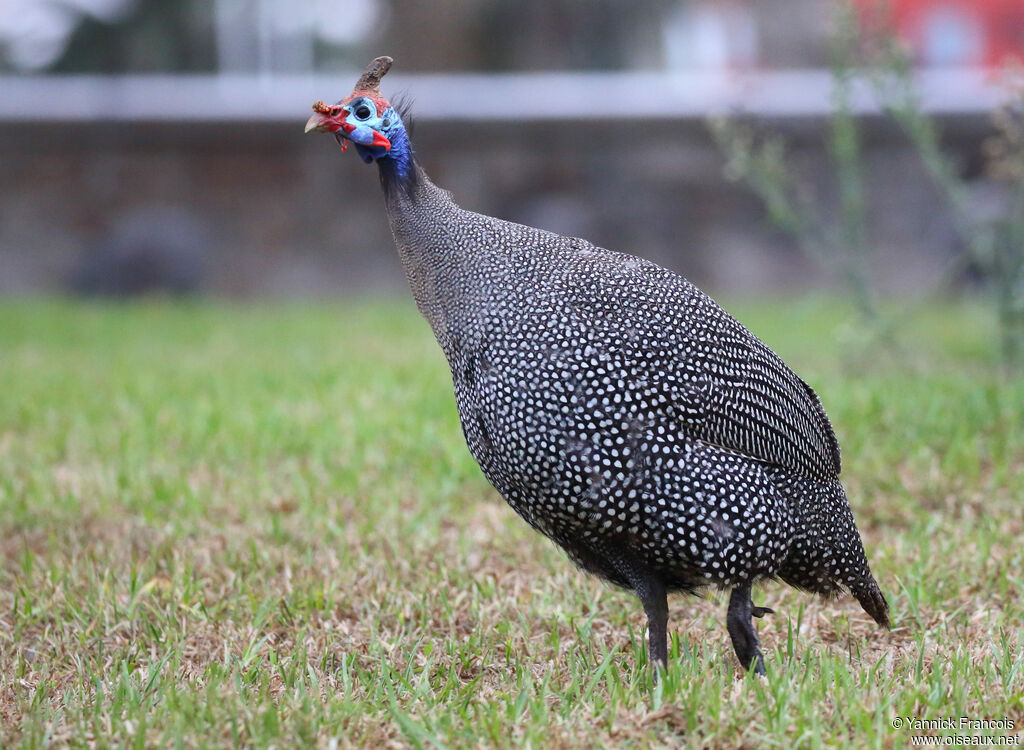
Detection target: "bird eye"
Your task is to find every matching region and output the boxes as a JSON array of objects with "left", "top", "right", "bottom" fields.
[{"left": 355, "top": 104, "right": 372, "bottom": 120}]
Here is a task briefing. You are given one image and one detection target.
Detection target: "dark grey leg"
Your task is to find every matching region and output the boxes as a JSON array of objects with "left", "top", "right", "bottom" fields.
[
  {"left": 634, "top": 575, "right": 669, "bottom": 673},
  {"left": 607, "top": 553, "right": 669, "bottom": 678},
  {"left": 726, "top": 585, "right": 773, "bottom": 675}
]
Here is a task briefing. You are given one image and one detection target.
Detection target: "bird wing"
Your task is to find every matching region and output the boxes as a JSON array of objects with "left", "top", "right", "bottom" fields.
[{"left": 552, "top": 243, "right": 842, "bottom": 481}]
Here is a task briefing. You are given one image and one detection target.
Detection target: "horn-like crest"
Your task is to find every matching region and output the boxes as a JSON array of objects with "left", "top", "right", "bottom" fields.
[{"left": 356, "top": 56, "right": 393, "bottom": 93}]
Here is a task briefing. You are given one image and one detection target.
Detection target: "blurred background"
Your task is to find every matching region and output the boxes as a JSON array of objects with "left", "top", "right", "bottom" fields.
[
  {"left": 0, "top": 0, "right": 1021, "bottom": 300},
  {"left": 5, "top": 6, "right": 1024, "bottom": 744}
]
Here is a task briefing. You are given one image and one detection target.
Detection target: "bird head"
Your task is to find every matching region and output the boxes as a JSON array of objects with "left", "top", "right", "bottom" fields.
[{"left": 305, "top": 56, "right": 400, "bottom": 164}]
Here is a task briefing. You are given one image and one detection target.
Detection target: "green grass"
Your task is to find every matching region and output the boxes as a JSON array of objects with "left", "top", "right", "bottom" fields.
[{"left": 1, "top": 296, "right": 1022, "bottom": 748}]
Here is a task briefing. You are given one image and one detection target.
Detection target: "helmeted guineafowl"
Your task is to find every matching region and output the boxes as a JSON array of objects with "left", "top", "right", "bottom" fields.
[{"left": 305, "top": 56, "right": 890, "bottom": 675}]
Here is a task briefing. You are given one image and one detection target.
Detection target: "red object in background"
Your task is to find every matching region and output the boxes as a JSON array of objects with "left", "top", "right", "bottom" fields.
[{"left": 855, "top": 0, "right": 1024, "bottom": 67}]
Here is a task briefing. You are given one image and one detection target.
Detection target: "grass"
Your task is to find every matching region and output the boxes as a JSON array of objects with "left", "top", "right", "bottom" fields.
[{"left": 0, "top": 295, "right": 1022, "bottom": 748}]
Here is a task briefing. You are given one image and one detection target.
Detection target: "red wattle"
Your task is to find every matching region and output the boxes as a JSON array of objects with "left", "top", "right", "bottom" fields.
[{"left": 371, "top": 132, "right": 392, "bottom": 150}]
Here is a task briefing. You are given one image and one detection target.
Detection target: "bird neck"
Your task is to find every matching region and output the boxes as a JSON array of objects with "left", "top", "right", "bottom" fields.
[
  {"left": 375, "top": 123, "right": 417, "bottom": 195},
  {"left": 382, "top": 165, "right": 478, "bottom": 350}
]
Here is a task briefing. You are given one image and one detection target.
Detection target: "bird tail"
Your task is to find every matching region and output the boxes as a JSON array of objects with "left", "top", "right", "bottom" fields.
[
  {"left": 836, "top": 492, "right": 890, "bottom": 629},
  {"left": 850, "top": 574, "right": 890, "bottom": 629},
  {"left": 776, "top": 475, "right": 890, "bottom": 628}
]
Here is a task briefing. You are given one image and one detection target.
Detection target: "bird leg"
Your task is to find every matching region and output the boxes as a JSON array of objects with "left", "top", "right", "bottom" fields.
[
  {"left": 727, "top": 585, "right": 771, "bottom": 675},
  {"left": 633, "top": 575, "right": 669, "bottom": 676}
]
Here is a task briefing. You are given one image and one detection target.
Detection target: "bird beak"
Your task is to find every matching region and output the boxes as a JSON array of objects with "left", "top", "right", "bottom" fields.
[
  {"left": 304, "top": 112, "right": 336, "bottom": 134},
  {"left": 304, "top": 99, "right": 391, "bottom": 154}
]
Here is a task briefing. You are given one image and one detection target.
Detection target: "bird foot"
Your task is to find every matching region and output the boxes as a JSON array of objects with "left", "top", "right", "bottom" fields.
[
  {"left": 750, "top": 649, "right": 768, "bottom": 676},
  {"left": 727, "top": 586, "right": 770, "bottom": 675}
]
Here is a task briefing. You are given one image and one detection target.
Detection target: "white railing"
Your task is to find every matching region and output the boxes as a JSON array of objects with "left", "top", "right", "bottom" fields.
[{"left": 0, "top": 68, "right": 1012, "bottom": 123}]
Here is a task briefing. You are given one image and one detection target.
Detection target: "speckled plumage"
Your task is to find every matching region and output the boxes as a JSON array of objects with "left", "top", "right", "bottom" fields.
[
  {"left": 312, "top": 57, "right": 889, "bottom": 674},
  {"left": 388, "top": 171, "right": 883, "bottom": 601}
]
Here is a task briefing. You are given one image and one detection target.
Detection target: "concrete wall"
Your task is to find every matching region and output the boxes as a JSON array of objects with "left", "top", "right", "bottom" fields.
[{"left": 0, "top": 115, "right": 993, "bottom": 298}]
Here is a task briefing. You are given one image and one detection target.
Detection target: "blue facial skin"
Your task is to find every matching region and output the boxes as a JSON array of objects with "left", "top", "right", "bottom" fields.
[
  {"left": 352, "top": 137, "right": 390, "bottom": 164},
  {"left": 343, "top": 97, "right": 412, "bottom": 180}
]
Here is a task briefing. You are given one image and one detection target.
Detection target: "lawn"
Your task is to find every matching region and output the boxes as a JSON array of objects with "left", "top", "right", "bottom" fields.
[{"left": 1, "top": 296, "right": 1022, "bottom": 748}]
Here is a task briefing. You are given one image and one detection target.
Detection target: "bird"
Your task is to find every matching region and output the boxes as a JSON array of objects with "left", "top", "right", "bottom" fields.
[{"left": 305, "top": 56, "right": 890, "bottom": 676}]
